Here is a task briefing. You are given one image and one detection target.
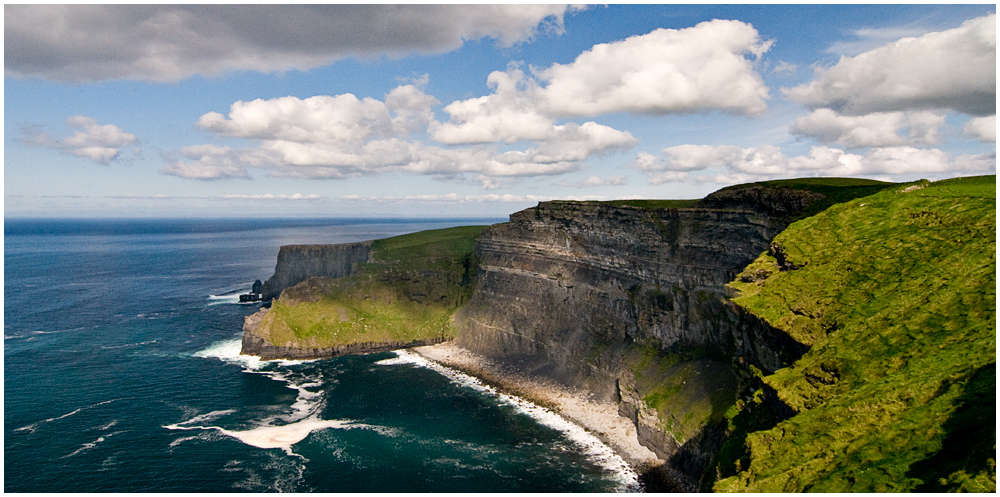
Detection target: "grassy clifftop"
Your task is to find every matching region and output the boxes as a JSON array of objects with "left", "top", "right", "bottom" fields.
[
  {"left": 715, "top": 175, "right": 996, "bottom": 492},
  {"left": 256, "top": 225, "right": 487, "bottom": 349}
]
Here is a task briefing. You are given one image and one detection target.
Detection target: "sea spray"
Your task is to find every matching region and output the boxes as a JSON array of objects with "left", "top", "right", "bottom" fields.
[
  {"left": 169, "top": 339, "right": 390, "bottom": 458},
  {"left": 377, "top": 349, "right": 642, "bottom": 492}
]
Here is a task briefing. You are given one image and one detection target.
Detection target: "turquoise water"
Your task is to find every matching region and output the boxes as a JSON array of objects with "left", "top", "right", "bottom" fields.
[{"left": 4, "top": 218, "right": 638, "bottom": 492}]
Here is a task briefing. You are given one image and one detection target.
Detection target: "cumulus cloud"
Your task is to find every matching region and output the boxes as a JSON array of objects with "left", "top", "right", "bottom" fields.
[
  {"left": 160, "top": 145, "right": 254, "bottom": 180},
  {"left": 5, "top": 5, "right": 574, "bottom": 82},
  {"left": 964, "top": 116, "right": 996, "bottom": 143},
  {"left": 784, "top": 14, "right": 996, "bottom": 116},
  {"left": 790, "top": 109, "right": 945, "bottom": 148},
  {"left": 535, "top": 19, "right": 773, "bottom": 116},
  {"left": 21, "top": 116, "right": 137, "bottom": 164},
  {"left": 430, "top": 66, "right": 552, "bottom": 144},
  {"left": 167, "top": 82, "right": 635, "bottom": 183},
  {"left": 635, "top": 143, "right": 996, "bottom": 184}
]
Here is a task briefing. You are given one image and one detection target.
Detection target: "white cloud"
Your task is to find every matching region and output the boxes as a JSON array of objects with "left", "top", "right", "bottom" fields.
[
  {"left": 784, "top": 14, "right": 996, "bottom": 116},
  {"left": 170, "top": 81, "right": 636, "bottom": 183},
  {"left": 558, "top": 175, "right": 629, "bottom": 188},
  {"left": 338, "top": 192, "right": 629, "bottom": 204},
  {"left": 824, "top": 26, "right": 943, "bottom": 57},
  {"left": 197, "top": 87, "right": 435, "bottom": 145},
  {"left": 431, "top": 67, "right": 554, "bottom": 144},
  {"left": 21, "top": 116, "right": 137, "bottom": 164},
  {"left": 6, "top": 5, "right": 574, "bottom": 82},
  {"left": 790, "top": 109, "right": 945, "bottom": 148},
  {"left": 160, "top": 145, "right": 253, "bottom": 180},
  {"left": 964, "top": 116, "right": 996, "bottom": 143},
  {"left": 222, "top": 193, "right": 322, "bottom": 200},
  {"left": 635, "top": 143, "right": 996, "bottom": 184},
  {"left": 104, "top": 192, "right": 322, "bottom": 201},
  {"left": 772, "top": 61, "right": 798, "bottom": 76},
  {"left": 535, "top": 19, "right": 773, "bottom": 116}
]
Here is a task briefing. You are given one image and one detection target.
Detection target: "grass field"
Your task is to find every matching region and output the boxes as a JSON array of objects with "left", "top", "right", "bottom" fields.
[
  {"left": 714, "top": 175, "right": 996, "bottom": 492},
  {"left": 261, "top": 225, "right": 487, "bottom": 348}
]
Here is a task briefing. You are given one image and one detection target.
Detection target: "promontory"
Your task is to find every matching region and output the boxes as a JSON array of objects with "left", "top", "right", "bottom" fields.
[{"left": 241, "top": 176, "right": 995, "bottom": 492}]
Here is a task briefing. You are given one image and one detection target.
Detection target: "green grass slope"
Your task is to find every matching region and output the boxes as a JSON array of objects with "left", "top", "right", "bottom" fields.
[
  {"left": 715, "top": 175, "right": 996, "bottom": 492},
  {"left": 260, "top": 225, "right": 487, "bottom": 348}
]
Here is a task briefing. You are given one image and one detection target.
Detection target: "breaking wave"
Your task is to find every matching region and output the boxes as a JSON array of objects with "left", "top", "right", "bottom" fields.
[{"left": 378, "top": 349, "right": 641, "bottom": 491}]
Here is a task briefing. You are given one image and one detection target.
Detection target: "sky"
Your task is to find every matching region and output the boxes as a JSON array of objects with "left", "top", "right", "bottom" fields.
[{"left": 4, "top": 4, "right": 996, "bottom": 218}]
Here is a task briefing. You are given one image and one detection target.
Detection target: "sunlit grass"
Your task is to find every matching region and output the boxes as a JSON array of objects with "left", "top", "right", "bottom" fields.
[
  {"left": 716, "top": 175, "right": 996, "bottom": 492},
  {"left": 262, "top": 225, "right": 487, "bottom": 348}
]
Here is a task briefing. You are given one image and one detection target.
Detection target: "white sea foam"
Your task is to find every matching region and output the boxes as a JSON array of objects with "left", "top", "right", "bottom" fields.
[
  {"left": 164, "top": 415, "right": 388, "bottom": 457},
  {"left": 193, "top": 339, "right": 313, "bottom": 370},
  {"left": 174, "top": 340, "right": 378, "bottom": 457},
  {"left": 374, "top": 356, "right": 413, "bottom": 366},
  {"left": 208, "top": 294, "right": 244, "bottom": 305},
  {"left": 60, "top": 431, "right": 124, "bottom": 458},
  {"left": 384, "top": 349, "right": 641, "bottom": 492},
  {"left": 15, "top": 398, "right": 123, "bottom": 434},
  {"left": 101, "top": 339, "right": 157, "bottom": 350}
]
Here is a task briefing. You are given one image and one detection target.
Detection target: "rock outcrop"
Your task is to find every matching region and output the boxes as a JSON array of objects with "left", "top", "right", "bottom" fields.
[
  {"left": 260, "top": 241, "right": 372, "bottom": 300},
  {"left": 241, "top": 184, "right": 843, "bottom": 489},
  {"left": 452, "top": 195, "right": 818, "bottom": 487},
  {"left": 241, "top": 307, "right": 447, "bottom": 360}
]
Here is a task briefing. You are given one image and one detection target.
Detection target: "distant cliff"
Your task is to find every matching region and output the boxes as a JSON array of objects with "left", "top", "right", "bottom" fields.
[
  {"left": 243, "top": 226, "right": 484, "bottom": 359},
  {"left": 260, "top": 242, "right": 373, "bottom": 300}
]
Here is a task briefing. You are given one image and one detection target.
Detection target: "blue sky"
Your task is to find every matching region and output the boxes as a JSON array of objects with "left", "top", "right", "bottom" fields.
[{"left": 5, "top": 4, "right": 996, "bottom": 217}]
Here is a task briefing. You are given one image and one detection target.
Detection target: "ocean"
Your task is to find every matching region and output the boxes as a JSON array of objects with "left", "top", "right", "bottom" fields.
[{"left": 4, "top": 218, "right": 638, "bottom": 492}]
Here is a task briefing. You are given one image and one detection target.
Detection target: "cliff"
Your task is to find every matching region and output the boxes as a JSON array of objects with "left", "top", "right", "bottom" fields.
[
  {"left": 242, "top": 226, "right": 484, "bottom": 359},
  {"left": 451, "top": 187, "right": 838, "bottom": 488},
  {"left": 714, "top": 176, "right": 996, "bottom": 492},
  {"left": 260, "top": 241, "right": 373, "bottom": 300},
  {"left": 241, "top": 177, "right": 994, "bottom": 491}
]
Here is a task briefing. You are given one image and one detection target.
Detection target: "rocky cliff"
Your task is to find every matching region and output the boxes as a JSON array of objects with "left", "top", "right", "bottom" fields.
[
  {"left": 260, "top": 241, "right": 372, "bottom": 300},
  {"left": 240, "top": 179, "right": 900, "bottom": 490},
  {"left": 452, "top": 189, "right": 827, "bottom": 488}
]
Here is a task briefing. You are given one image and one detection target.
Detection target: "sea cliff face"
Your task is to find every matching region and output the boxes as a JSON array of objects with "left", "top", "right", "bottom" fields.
[
  {"left": 260, "top": 241, "right": 373, "bottom": 300},
  {"left": 452, "top": 194, "right": 816, "bottom": 486},
  {"left": 239, "top": 182, "right": 894, "bottom": 489}
]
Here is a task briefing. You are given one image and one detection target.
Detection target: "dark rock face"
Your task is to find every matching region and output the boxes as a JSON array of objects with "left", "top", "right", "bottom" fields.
[
  {"left": 260, "top": 241, "right": 372, "bottom": 300},
  {"left": 453, "top": 199, "right": 812, "bottom": 485},
  {"left": 240, "top": 188, "right": 823, "bottom": 488}
]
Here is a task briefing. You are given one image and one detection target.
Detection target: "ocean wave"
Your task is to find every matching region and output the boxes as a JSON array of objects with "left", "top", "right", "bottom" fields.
[
  {"left": 100, "top": 340, "right": 158, "bottom": 350},
  {"left": 193, "top": 339, "right": 315, "bottom": 370},
  {"left": 177, "top": 340, "right": 380, "bottom": 458},
  {"left": 163, "top": 415, "right": 391, "bottom": 458},
  {"left": 60, "top": 430, "right": 125, "bottom": 459},
  {"left": 207, "top": 293, "right": 244, "bottom": 305},
  {"left": 383, "top": 349, "right": 641, "bottom": 492},
  {"left": 15, "top": 398, "right": 125, "bottom": 434}
]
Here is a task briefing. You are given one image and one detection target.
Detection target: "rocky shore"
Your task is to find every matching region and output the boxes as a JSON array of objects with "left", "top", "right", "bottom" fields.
[{"left": 409, "top": 341, "right": 701, "bottom": 490}]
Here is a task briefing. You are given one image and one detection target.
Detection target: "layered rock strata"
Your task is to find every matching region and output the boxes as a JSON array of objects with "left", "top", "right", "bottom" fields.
[
  {"left": 260, "top": 241, "right": 372, "bottom": 301},
  {"left": 242, "top": 187, "right": 825, "bottom": 489},
  {"left": 453, "top": 194, "right": 815, "bottom": 487}
]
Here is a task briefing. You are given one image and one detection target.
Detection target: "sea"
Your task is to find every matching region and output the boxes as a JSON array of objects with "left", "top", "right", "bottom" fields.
[{"left": 4, "top": 218, "right": 639, "bottom": 493}]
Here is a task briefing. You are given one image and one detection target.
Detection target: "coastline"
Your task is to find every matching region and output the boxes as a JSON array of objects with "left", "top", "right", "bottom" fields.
[{"left": 411, "top": 342, "right": 664, "bottom": 476}]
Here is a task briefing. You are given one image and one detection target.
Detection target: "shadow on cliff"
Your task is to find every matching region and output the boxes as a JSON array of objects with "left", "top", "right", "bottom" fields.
[{"left": 906, "top": 363, "right": 996, "bottom": 492}]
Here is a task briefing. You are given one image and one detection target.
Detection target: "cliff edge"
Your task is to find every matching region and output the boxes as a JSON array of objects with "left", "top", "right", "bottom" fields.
[{"left": 236, "top": 177, "right": 998, "bottom": 492}]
